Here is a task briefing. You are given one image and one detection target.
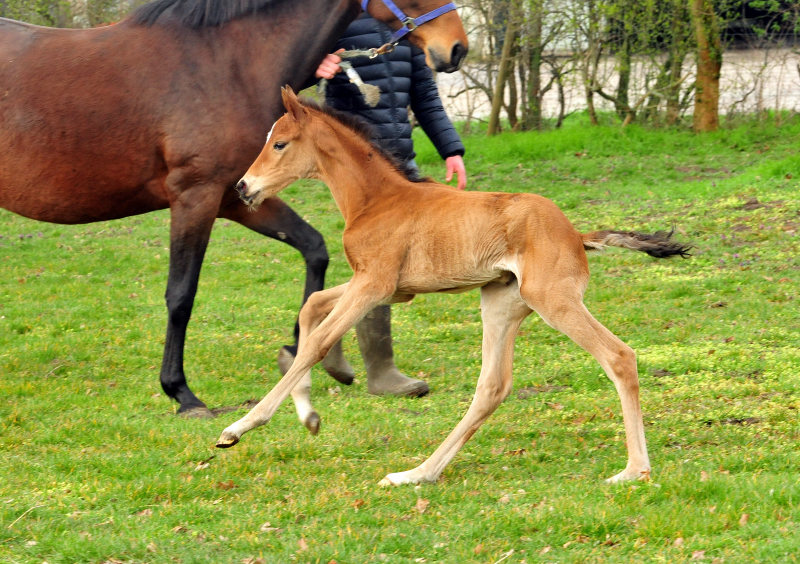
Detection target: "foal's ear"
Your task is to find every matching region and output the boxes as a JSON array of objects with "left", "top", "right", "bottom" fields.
[{"left": 281, "top": 86, "right": 308, "bottom": 125}]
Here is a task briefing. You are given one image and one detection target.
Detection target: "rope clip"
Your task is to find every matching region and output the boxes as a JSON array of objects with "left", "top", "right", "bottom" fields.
[{"left": 369, "top": 42, "right": 396, "bottom": 58}]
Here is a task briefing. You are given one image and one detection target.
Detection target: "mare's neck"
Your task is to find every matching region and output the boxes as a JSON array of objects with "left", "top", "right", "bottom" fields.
[
  {"left": 217, "top": 0, "right": 360, "bottom": 120},
  {"left": 316, "top": 123, "right": 418, "bottom": 224}
]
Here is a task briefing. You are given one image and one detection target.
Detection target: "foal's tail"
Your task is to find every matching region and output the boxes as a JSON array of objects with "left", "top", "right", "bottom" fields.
[{"left": 581, "top": 229, "right": 692, "bottom": 259}]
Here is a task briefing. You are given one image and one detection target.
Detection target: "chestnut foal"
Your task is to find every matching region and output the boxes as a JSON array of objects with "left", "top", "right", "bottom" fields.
[{"left": 217, "top": 87, "right": 690, "bottom": 485}]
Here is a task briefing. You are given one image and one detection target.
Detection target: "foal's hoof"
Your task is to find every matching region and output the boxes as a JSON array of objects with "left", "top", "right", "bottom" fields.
[
  {"left": 605, "top": 468, "right": 652, "bottom": 484},
  {"left": 215, "top": 432, "right": 240, "bottom": 449},
  {"left": 304, "top": 412, "right": 321, "bottom": 435},
  {"left": 179, "top": 406, "right": 215, "bottom": 419}
]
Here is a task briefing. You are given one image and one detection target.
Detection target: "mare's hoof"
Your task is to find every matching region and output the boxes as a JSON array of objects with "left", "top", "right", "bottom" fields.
[
  {"left": 278, "top": 345, "right": 355, "bottom": 385},
  {"left": 323, "top": 362, "right": 355, "bottom": 386},
  {"left": 305, "top": 412, "right": 321, "bottom": 435},
  {"left": 216, "top": 432, "right": 240, "bottom": 449},
  {"left": 277, "top": 346, "right": 295, "bottom": 376},
  {"left": 179, "top": 406, "right": 215, "bottom": 419}
]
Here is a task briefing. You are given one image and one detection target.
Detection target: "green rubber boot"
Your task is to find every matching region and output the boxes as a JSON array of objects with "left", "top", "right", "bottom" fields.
[{"left": 356, "top": 305, "right": 429, "bottom": 397}]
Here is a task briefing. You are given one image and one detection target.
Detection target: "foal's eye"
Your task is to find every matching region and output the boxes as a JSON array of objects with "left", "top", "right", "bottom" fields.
[{"left": 273, "top": 142, "right": 287, "bottom": 150}]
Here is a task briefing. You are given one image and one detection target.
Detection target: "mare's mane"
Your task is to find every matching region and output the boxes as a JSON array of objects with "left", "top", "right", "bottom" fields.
[
  {"left": 300, "top": 98, "right": 428, "bottom": 184},
  {"left": 130, "top": 0, "right": 285, "bottom": 28}
]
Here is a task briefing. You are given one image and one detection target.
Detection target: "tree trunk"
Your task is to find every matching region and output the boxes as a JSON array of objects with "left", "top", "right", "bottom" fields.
[
  {"left": 584, "top": 0, "right": 601, "bottom": 126},
  {"left": 488, "top": 18, "right": 516, "bottom": 136},
  {"left": 525, "top": 0, "right": 544, "bottom": 130},
  {"left": 645, "top": 53, "right": 671, "bottom": 124},
  {"left": 615, "top": 32, "right": 632, "bottom": 120},
  {"left": 506, "top": 42, "right": 519, "bottom": 129},
  {"left": 555, "top": 66, "right": 566, "bottom": 129},
  {"left": 518, "top": 57, "right": 529, "bottom": 128},
  {"left": 691, "top": 0, "right": 722, "bottom": 132},
  {"left": 585, "top": 69, "right": 598, "bottom": 125},
  {"left": 666, "top": 0, "right": 690, "bottom": 126}
]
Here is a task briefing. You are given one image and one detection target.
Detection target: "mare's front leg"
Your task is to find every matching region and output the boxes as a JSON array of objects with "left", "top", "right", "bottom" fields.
[
  {"left": 217, "top": 277, "right": 392, "bottom": 447},
  {"left": 161, "top": 183, "right": 226, "bottom": 417},
  {"left": 219, "top": 197, "right": 354, "bottom": 384},
  {"left": 382, "top": 280, "right": 532, "bottom": 485}
]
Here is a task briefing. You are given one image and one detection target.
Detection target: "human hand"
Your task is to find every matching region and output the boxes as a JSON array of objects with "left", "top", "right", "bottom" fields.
[
  {"left": 445, "top": 155, "right": 467, "bottom": 190},
  {"left": 315, "top": 49, "right": 344, "bottom": 79}
]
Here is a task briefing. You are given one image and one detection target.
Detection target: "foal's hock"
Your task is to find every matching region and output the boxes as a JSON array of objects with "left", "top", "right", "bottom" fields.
[{"left": 218, "top": 87, "right": 691, "bottom": 486}]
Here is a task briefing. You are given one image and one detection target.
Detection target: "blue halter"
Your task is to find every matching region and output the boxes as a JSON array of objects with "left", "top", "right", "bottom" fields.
[{"left": 361, "top": 0, "right": 458, "bottom": 43}]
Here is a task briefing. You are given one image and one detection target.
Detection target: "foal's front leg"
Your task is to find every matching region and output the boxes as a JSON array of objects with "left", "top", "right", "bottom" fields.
[
  {"left": 217, "top": 278, "right": 391, "bottom": 447},
  {"left": 288, "top": 283, "right": 348, "bottom": 435},
  {"left": 381, "top": 281, "right": 532, "bottom": 485},
  {"left": 219, "top": 198, "right": 354, "bottom": 385}
]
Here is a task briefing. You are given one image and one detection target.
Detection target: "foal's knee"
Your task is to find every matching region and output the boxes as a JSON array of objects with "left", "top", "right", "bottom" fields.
[
  {"left": 608, "top": 345, "right": 638, "bottom": 389},
  {"left": 475, "top": 376, "right": 513, "bottom": 414}
]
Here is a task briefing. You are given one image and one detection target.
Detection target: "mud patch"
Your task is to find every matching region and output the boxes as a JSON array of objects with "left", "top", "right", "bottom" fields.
[{"left": 702, "top": 417, "right": 761, "bottom": 427}]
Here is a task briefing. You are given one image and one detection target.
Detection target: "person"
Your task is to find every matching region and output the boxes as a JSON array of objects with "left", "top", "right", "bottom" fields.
[{"left": 314, "top": 12, "right": 467, "bottom": 397}]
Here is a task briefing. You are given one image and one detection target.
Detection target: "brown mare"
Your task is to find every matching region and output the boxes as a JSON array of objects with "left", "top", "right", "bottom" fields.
[
  {"left": 218, "top": 88, "right": 691, "bottom": 485},
  {"left": 0, "top": 0, "right": 467, "bottom": 417}
]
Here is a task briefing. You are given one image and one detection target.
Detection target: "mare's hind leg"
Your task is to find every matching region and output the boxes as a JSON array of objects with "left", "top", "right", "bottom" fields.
[
  {"left": 381, "top": 280, "right": 531, "bottom": 485},
  {"left": 161, "top": 183, "right": 226, "bottom": 418},
  {"left": 217, "top": 277, "right": 391, "bottom": 447},
  {"left": 220, "top": 197, "right": 354, "bottom": 384},
  {"left": 518, "top": 275, "right": 651, "bottom": 483}
]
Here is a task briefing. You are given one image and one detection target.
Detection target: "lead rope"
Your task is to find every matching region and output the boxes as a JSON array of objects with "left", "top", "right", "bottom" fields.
[{"left": 317, "top": 47, "right": 390, "bottom": 108}]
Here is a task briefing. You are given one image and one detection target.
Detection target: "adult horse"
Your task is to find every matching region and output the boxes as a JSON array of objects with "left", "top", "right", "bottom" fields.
[{"left": 0, "top": 0, "right": 467, "bottom": 417}]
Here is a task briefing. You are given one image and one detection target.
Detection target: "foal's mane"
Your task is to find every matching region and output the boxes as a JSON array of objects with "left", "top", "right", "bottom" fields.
[
  {"left": 130, "top": 0, "right": 284, "bottom": 28},
  {"left": 300, "top": 98, "right": 428, "bottom": 184}
]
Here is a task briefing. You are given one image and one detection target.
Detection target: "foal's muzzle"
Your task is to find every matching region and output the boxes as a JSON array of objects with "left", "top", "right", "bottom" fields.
[{"left": 235, "top": 179, "right": 253, "bottom": 204}]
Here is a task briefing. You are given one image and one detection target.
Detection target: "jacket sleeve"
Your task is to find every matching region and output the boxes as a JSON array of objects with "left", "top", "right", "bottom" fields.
[{"left": 408, "top": 44, "right": 465, "bottom": 160}]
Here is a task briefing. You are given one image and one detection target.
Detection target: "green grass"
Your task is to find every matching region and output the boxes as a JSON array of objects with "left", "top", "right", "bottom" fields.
[{"left": 2, "top": 117, "right": 799, "bottom": 563}]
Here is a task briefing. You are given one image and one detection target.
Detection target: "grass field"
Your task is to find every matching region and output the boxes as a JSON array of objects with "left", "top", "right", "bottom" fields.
[{"left": 1, "top": 116, "right": 799, "bottom": 564}]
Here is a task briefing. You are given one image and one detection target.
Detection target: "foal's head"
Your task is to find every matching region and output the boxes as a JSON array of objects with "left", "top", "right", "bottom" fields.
[
  {"left": 236, "top": 88, "right": 325, "bottom": 207},
  {"left": 237, "top": 86, "right": 421, "bottom": 208}
]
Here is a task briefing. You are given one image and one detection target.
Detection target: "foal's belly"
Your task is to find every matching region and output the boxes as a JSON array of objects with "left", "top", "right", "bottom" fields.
[{"left": 397, "top": 267, "right": 513, "bottom": 295}]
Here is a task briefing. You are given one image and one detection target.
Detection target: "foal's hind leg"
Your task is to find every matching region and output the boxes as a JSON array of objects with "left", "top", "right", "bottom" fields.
[
  {"left": 220, "top": 197, "right": 354, "bottom": 385},
  {"left": 217, "top": 278, "right": 391, "bottom": 447},
  {"left": 519, "top": 278, "right": 651, "bottom": 483},
  {"left": 381, "top": 280, "right": 531, "bottom": 485}
]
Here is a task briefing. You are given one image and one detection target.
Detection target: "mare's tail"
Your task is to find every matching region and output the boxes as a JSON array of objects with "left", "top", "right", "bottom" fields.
[{"left": 581, "top": 229, "right": 692, "bottom": 259}]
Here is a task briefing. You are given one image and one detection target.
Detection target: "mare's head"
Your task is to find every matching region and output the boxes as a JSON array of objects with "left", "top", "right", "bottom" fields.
[
  {"left": 363, "top": 0, "right": 468, "bottom": 72},
  {"left": 236, "top": 88, "right": 327, "bottom": 207}
]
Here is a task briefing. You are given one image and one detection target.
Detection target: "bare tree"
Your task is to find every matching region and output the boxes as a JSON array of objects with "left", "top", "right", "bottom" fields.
[{"left": 691, "top": 0, "right": 723, "bottom": 131}]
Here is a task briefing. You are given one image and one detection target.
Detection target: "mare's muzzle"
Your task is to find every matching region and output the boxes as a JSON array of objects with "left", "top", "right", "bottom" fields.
[{"left": 430, "top": 41, "right": 467, "bottom": 72}]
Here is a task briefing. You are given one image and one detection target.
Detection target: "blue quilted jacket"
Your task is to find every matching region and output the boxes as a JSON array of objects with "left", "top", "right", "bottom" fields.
[{"left": 325, "top": 14, "right": 465, "bottom": 163}]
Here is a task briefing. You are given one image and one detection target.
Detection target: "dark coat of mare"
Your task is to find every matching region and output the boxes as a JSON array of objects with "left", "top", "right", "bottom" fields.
[{"left": 0, "top": 0, "right": 467, "bottom": 417}]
